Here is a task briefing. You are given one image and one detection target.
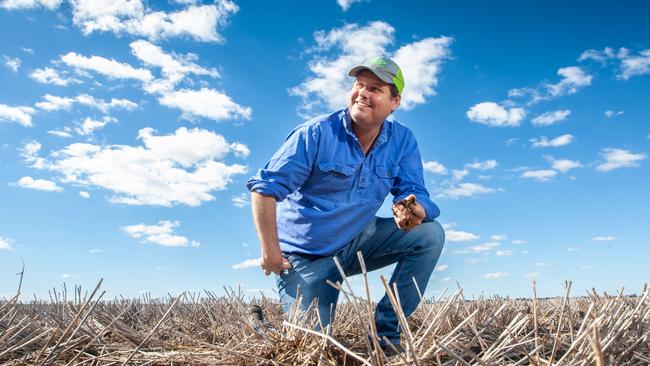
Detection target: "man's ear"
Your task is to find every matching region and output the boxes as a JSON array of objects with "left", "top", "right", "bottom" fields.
[{"left": 391, "top": 94, "right": 401, "bottom": 113}]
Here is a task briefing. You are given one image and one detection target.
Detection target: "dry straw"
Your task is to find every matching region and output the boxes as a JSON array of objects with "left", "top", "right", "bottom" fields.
[{"left": 1, "top": 257, "right": 648, "bottom": 365}]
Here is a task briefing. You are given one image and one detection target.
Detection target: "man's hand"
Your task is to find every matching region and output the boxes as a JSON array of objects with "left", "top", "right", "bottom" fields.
[
  {"left": 261, "top": 252, "right": 292, "bottom": 276},
  {"left": 392, "top": 194, "right": 425, "bottom": 230}
]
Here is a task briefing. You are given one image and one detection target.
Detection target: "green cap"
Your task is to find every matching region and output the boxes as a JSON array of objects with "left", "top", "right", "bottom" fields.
[{"left": 348, "top": 57, "right": 405, "bottom": 94}]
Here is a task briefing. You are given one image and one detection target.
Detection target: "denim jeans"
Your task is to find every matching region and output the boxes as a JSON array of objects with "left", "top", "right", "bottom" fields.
[{"left": 276, "top": 217, "right": 445, "bottom": 345}]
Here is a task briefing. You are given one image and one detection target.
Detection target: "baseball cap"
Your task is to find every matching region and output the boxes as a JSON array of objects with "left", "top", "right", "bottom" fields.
[{"left": 348, "top": 57, "right": 405, "bottom": 94}]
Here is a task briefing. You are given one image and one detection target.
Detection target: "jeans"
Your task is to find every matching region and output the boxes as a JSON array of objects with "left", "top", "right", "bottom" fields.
[{"left": 276, "top": 217, "right": 445, "bottom": 345}]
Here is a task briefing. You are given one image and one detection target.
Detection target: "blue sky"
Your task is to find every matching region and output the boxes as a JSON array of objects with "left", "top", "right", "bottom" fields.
[{"left": 1, "top": 0, "right": 648, "bottom": 301}]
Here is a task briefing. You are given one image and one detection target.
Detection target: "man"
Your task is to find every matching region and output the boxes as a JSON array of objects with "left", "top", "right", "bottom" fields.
[{"left": 246, "top": 57, "right": 445, "bottom": 351}]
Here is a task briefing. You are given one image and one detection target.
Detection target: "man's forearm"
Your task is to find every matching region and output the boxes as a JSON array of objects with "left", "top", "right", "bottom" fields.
[{"left": 251, "top": 191, "right": 282, "bottom": 261}]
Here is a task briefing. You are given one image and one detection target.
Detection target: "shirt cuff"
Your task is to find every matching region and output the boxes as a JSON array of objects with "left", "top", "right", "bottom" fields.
[{"left": 246, "top": 180, "right": 288, "bottom": 201}]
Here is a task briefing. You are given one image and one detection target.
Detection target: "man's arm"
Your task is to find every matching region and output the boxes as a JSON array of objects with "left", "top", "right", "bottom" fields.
[{"left": 251, "top": 191, "right": 291, "bottom": 275}]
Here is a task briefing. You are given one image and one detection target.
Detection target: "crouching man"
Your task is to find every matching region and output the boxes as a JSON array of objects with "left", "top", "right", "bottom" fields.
[{"left": 246, "top": 57, "right": 445, "bottom": 351}]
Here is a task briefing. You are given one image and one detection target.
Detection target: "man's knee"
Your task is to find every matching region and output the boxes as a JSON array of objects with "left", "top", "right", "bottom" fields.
[{"left": 414, "top": 220, "right": 445, "bottom": 254}]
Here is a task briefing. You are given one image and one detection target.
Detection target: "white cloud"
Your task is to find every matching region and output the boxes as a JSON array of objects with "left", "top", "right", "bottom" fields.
[
  {"left": 25, "top": 127, "right": 247, "bottom": 206},
  {"left": 34, "top": 94, "right": 75, "bottom": 111},
  {"left": 509, "top": 66, "right": 592, "bottom": 104},
  {"left": 568, "top": 247, "right": 581, "bottom": 252},
  {"left": 89, "top": 248, "right": 102, "bottom": 253},
  {"left": 604, "top": 110, "right": 624, "bottom": 118},
  {"left": 439, "top": 276, "right": 452, "bottom": 282},
  {"left": 495, "top": 250, "right": 514, "bottom": 256},
  {"left": 511, "top": 239, "right": 525, "bottom": 244},
  {"left": 0, "top": 236, "right": 11, "bottom": 250},
  {"left": 596, "top": 148, "right": 646, "bottom": 172},
  {"left": 229, "top": 142, "right": 250, "bottom": 158},
  {"left": 467, "top": 102, "right": 526, "bottom": 127},
  {"left": 530, "top": 134, "right": 574, "bottom": 148},
  {"left": 290, "top": 21, "right": 452, "bottom": 117},
  {"left": 445, "top": 229, "right": 479, "bottom": 242},
  {"left": 618, "top": 49, "right": 650, "bottom": 80},
  {"left": 524, "top": 272, "right": 540, "bottom": 278},
  {"left": 546, "top": 157, "right": 582, "bottom": 173},
  {"left": 423, "top": 160, "right": 447, "bottom": 174},
  {"left": 578, "top": 47, "right": 616, "bottom": 64},
  {"left": 16, "top": 176, "right": 63, "bottom": 192},
  {"left": 122, "top": 220, "right": 200, "bottom": 247},
  {"left": 532, "top": 109, "right": 571, "bottom": 126},
  {"left": 3, "top": 55, "right": 21, "bottom": 72},
  {"left": 231, "top": 193, "right": 249, "bottom": 208},
  {"left": 453, "top": 242, "right": 499, "bottom": 254},
  {"left": 232, "top": 257, "right": 261, "bottom": 269},
  {"left": 0, "top": 0, "right": 62, "bottom": 10},
  {"left": 521, "top": 169, "right": 557, "bottom": 181},
  {"left": 536, "top": 262, "right": 550, "bottom": 267},
  {"left": 60, "top": 273, "right": 71, "bottom": 279},
  {"left": 482, "top": 272, "right": 509, "bottom": 279},
  {"left": 466, "top": 258, "right": 485, "bottom": 265},
  {"left": 30, "top": 67, "right": 78, "bottom": 86},
  {"left": 130, "top": 40, "right": 219, "bottom": 93},
  {"left": 434, "top": 264, "right": 448, "bottom": 272},
  {"left": 61, "top": 52, "right": 153, "bottom": 81},
  {"left": 436, "top": 182, "right": 497, "bottom": 199},
  {"left": 591, "top": 236, "right": 617, "bottom": 242},
  {"left": 70, "top": 0, "right": 239, "bottom": 42},
  {"left": 466, "top": 159, "right": 497, "bottom": 171},
  {"left": 580, "top": 266, "right": 592, "bottom": 271},
  {"left": 337, "top": 0, "right": 363, "bottom": 11},
  {"left": 451, "top": 169, "right": 469, "bottom": 181},
  {"left": 48, "top": 129, "right": 73, "bottom": 138},
  {"left": 75, "top": 116, "right": 117, "bottom": 136},
  {"left": 0, "top": 104, "right": 36, "bottom": 127},
  {"left": 79, "top": 191, "right": 90, "bottom": 198},
  {"left": 491, "top": 234, "right": 507, "bottom": 241},
  {"left": 547, "top": 66, "right": 592, "bottom": 97},
  {"left": 36, "top": 94, "right": 137, "bottom": 113},
  {"left": 159, "top": 87, "right": 252, "bottom": 122}
]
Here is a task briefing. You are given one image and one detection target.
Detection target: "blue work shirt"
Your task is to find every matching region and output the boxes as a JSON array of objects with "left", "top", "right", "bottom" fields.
[{"left": 247, "top": 109, "right": 440, "bottom": 256}]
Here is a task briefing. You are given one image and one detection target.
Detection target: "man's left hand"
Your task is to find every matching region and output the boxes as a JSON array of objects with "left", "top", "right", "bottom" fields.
[{"left": 392, "top": 194, "right": 425, "bottom": 230}]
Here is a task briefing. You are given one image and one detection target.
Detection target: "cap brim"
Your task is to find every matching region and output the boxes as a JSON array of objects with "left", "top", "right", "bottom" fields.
[{"left": 348, "top": 65, "right": 394, "bottom": 85}]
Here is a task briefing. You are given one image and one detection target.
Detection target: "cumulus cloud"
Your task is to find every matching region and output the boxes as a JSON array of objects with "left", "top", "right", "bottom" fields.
[
  {"left": 435, "top": 264, "right": 448, "bottom": 272},
  {"left": 159, "top": 87, "right": 252, "bottom": 121},
  {"left": 545, "top": 157, "right": 582, "bottom": 173},
  {"left": 521, "top": 169, "right": 557, "bottom": 181},
  {"left": 0, "top": 104, "right": 36, "bottom": 127},
  {"left": 3, "top": 55, "right": 21, "bottom": 72},
  {"left": 23, "top": 127, "right": 248, "bottom": 206},
  {"left": 75, "top": 116, "right": 117, "bottom": 135},
  {"left": 495, "top": 250, "right": 514, "bottom": 256},
  {"left": 336, "top": 0, "right": 363, "bottom": 11},
  {"left": 0, "top": 236, "right": 12, "bottom": 250},
  {"left": 290, "top": 21, "right": 452, "bottom": 117},
  {"left": 16, "top": 176, "right": 63, "bottom": 192},
  {"left": 0, "top": 0, "right": 62, "bottom": 10},
  {"left": 491, "top": 234, "right": 507, "bottom": 241},
  {"left": 453, "top": 242, "right": 499, "bottom": 254},
  {"left": 29, "top": 67, "right": 78, "bottom": 86},
  {"left": 591, "top": 236, "right": 617, "bottom": 242},
  {"left": 618, "top": 49, "right": 650, "bottom": 80},
  {"left": 35, "top": 93, "right": 138, "bottom": 114},
  {"left": 466, "top": 102, "right": 526, "bottom": 127},
  {"left": 524, "top": 272, "right": 540, "bottom": 278},
  {"left": 604, "top": 110, "right": 624, "bottom": 118},
  {"left": 536, "top": 262, "right": 550, "bottom": 267},
  {"left": 436, "top": 182, "right": 497, "bottom": 199},
  {"left": 509, "top": 66, "right": 592, "bottom": 104},
  {"left": 130, "top": 40, "right": 219, "bottom": 93},
  {"left": 69, "top": 0, "right": 239, "bottom": 42},
  {"left": 511, "top": 239, "right": 526, "bottom": 244},
  {"left": 232, "top": 257, "right": 262, "bottom": 269},
  {"left": 423, "top": 160, "right": 447, "bottom": 174},
  {"left": 231, "top": 193, "right": 249, "bottom": 208},
  {"left": 596, "top": 148, "right": 646, "bottom": 172},
  {"left": 530, "top": 134, "right": 574, "bottom": 148},
  {"left": 482, "top": 272, "right": 509, "bottom": 279},
  {"left": 532, "top": 109, "right": 571, "bottom": 126},
  {"left": 79, "top": 191, "right": 90, "bottom": 198},
  {"left": 443, "top": 225, "right": 480, "bottom": 242},
  {"left": 61, "top": 52, "right": 153, "bottom": 81},
  {"left": 466, "top": 159, "right": 497, "bottom": 171},
  {"left": 122, "top": 220, "right": 200, "bottom": 247}
]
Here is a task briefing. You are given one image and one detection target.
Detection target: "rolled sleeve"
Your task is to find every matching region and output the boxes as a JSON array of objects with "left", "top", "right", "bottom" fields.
[{"left": 246, "top": 124, "right": 319, "bottom": 201}]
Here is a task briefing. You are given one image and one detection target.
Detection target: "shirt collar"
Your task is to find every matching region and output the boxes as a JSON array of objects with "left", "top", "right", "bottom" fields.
[{"left": 342, "top": 108, "right": 390, "bottom": 148}]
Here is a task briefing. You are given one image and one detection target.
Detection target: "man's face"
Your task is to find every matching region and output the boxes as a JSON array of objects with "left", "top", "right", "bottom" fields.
[{"left": 348, "top": 70, "right": 400, "bottom": 129}]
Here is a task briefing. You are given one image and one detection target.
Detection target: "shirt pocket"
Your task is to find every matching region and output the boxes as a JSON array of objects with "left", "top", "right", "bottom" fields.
[
  {"left": 372, "top": 164, "right": 399, "bottom": 203},
  {"left": 313, "top": 162, "right": 357, "bottom": 199}
]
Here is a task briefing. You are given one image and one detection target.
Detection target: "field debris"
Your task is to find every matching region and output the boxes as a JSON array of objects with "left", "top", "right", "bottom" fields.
[{"left": 1, "top": 271, "right": 648, "bottom": 365}]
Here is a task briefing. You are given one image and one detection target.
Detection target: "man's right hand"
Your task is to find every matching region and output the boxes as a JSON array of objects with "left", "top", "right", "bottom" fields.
[{"left": 261, "top": 253, "right": 292, "bottom": 276}]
